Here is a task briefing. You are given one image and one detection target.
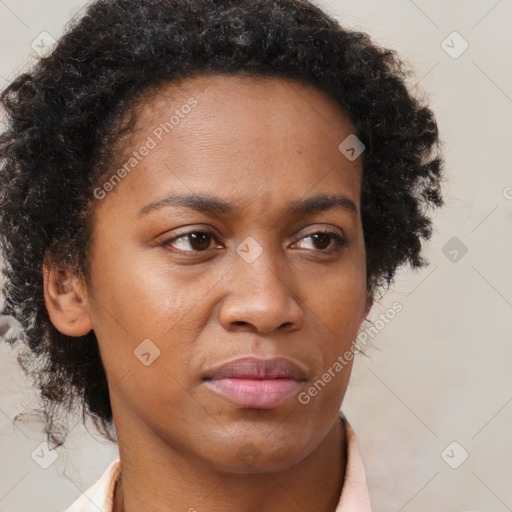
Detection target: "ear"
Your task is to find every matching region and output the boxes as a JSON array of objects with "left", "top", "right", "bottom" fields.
[{"left": 42, "top": 261, "right": 92, "bottom": 336}]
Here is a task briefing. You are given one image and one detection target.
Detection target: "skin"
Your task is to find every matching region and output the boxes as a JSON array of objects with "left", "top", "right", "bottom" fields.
[{"left": 43, "top": 74, "right": 372, "bottom": 512}]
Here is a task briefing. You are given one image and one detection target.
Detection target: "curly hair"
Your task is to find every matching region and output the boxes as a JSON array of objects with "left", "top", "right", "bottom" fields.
[{"left": 0, "top": 0, "right": 443, "bottom": 448}]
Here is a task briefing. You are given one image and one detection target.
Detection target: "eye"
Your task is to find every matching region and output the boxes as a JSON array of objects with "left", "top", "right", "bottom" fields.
[
  {"left": 294, "top": 230, "right": 347, "bottom": 253},
  {"left": 161, "top": 230, "right": 219, "bottom": 254},
  {"left": 160, "top": 228, "right": 347, "bottom": 255}
]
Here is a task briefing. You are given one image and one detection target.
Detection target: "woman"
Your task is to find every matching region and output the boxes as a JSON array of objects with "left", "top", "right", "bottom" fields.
[{"left": 0, "top": 1, "right": 444, "bottom": 510}]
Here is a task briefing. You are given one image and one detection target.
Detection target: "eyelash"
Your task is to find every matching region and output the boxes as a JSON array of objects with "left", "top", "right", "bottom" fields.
[{"left": 160, "top": 229, "right": 347, "bottom": 256}]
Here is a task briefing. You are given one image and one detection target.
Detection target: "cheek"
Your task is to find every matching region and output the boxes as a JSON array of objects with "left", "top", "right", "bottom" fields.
[
  {"left": 299, "top": 254, "right": 367, "bottom": 332},
  {"left": 300, "top": 259, "right": 366, "bottom": 383},
  {"left": 86, "top": 246, "right": 206, "bottom": 388},
  {"left": 89, "top": 254, "right": 208, "bottom": 432},
  {"left": 89, "top": 243, "right": 209, "bottom": 335}
]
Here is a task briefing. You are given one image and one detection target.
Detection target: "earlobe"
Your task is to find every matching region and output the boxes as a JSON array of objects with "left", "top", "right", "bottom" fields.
[{"left": 43, "top": 262, "right": 92, "bottom": 337}]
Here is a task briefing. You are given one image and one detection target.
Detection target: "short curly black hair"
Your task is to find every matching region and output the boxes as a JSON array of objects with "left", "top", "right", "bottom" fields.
[{"left": 0, "top": 0, "right": 443, "bottom": 448}]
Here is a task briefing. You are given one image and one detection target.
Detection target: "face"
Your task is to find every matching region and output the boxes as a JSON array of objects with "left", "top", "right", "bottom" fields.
[{"left": 76, "top": 74, "right": 370, "bottom": 472}]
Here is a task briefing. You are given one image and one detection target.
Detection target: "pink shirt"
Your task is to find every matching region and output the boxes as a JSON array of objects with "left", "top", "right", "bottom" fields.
[{"left": 64, "top": 412, "right": 372, "bottom": 512}]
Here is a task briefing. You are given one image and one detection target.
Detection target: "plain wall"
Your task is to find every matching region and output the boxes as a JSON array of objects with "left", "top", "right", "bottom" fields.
[{"left": 1, "top": 1, "right": 511, "bottom": 510}]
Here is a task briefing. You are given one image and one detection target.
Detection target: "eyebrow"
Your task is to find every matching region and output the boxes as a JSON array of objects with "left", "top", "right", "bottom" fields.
[{"left": 138, "top": 192, "right": 358, "bottom": 218}]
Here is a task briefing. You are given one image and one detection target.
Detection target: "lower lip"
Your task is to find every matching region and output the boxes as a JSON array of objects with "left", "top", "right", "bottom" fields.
[{"left": 205, "top": 378, "right": 302, "bottom": 409}]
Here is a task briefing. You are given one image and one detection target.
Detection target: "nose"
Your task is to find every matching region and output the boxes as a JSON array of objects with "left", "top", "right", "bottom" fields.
[{"left": 218, "top": 244, "right": 304, "bottom": 334}]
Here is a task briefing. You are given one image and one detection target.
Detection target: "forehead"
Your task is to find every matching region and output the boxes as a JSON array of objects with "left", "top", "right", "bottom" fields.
[
  {"left": 132, "top": 73, "right": 357, "bottom": 142},
  {"left": 96, "top": 73, "right": 363, "bottom": 218}
]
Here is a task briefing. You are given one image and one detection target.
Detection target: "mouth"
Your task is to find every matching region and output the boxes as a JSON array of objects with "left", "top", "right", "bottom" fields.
[{"left": 203, "top": 356, "right": 307, "bottom": 409}]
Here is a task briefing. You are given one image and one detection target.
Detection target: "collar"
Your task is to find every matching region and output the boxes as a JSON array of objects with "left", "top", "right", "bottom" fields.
[{"left": 337, "top": 411, "right": 373, "bottom": 511}]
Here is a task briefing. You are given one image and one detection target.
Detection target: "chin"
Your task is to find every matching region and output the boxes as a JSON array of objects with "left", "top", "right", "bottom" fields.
[{"left": 210, "top": 438, "right": 312, "bottom": 475}]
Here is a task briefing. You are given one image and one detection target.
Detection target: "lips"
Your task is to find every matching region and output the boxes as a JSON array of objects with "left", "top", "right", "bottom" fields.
[{"left": 203, "top": 356, "right": 307, "bottom": 409}]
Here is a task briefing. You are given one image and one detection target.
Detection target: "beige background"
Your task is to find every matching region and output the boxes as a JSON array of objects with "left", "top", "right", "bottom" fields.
[{"left": 1, "top": 1, "right": 511, "bottom": 510}]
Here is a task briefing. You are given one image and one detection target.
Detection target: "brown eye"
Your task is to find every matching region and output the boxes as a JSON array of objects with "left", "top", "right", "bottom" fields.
[
  {"left": 162, "top": 231, "right": 217, "bottom": 253},
  {"left": 310, "top": 233, "right": 331, "bottom": 250},
  {"left": 295, "top": 231, "right": 347, "bottom": 252}
]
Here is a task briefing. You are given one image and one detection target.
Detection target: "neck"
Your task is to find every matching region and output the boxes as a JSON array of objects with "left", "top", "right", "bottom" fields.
[{"left": 112, "top": 416, "right": 347, "bottom": 512}]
